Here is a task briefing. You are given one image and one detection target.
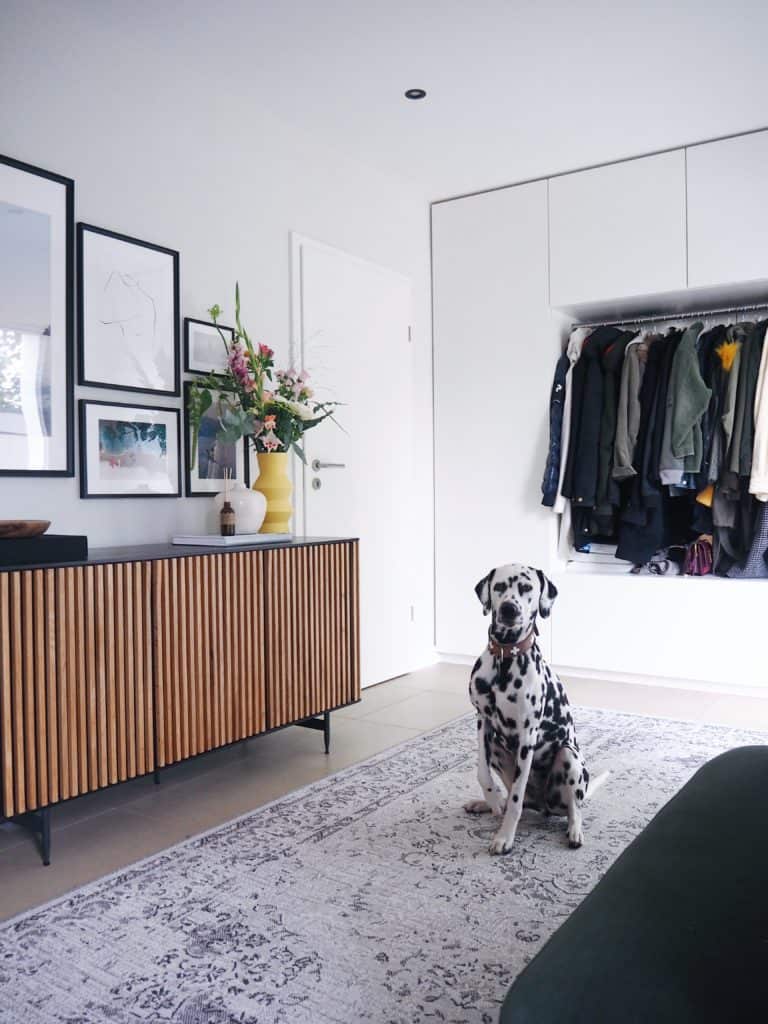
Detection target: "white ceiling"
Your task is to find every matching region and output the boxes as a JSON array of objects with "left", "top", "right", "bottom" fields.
[{"left": 7, "top": 0, "right": 768, "bottom": 200}]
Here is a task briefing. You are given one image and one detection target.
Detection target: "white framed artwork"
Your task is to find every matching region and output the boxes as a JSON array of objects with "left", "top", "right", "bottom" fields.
[
  {"left": 0, "top": 154, "right": 74, "bottom": 476},
  {"left": 79, "top": 398, "right": 181, "bottom": 498},
  {"left": 184, "top": 317, "right": 234, "bottom": 375}
]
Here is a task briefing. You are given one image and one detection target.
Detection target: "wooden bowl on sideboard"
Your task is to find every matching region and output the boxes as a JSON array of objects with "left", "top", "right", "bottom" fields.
[{"left": 0, "top": 520, "right": 51, "bottom": 539}]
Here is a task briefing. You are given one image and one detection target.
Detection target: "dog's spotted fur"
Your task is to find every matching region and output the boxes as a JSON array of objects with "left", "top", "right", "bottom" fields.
[{"left": 466, "top": 563, "right": 590, "bottom": 854}]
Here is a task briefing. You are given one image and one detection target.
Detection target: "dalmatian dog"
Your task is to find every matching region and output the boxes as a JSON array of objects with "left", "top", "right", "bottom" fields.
[{"left": 466, "top": 563, "right": 606, "bottom": 855}]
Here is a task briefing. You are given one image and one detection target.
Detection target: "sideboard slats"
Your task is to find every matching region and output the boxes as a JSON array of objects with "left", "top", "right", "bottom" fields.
[
  {"left": 1, "top": 542, "right": 358, "bottom": 817},
  {"left": 0, "top": 562, "right": 156, "bottom": 817},
  {"left": 0, "top": 574, "right": 13, "bottom": 814},
  {"left": 152, "top": 549, "right": 270, "bottom": 768},
  {"left": 263, "top": 541, "right": 356, "bottom": 730}
]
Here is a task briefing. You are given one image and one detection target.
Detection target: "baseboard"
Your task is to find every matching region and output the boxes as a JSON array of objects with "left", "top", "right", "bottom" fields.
[
  {"left": 364, "top": 653, "right": 440, "bottom": 688},
  {"left": 435, "top": 652, "right": 477, "bottom": 667},
  {"left": 435, "top": 652, "right": 768, "bottom": 699},
  {"left": 553, "top": 665, "right": 768, "bottom": 700}
]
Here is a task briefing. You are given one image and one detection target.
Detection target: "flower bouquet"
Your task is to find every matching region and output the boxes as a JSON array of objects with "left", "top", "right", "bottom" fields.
[{"left": 187, "top": 283, "right": 339, "bottom": 470}]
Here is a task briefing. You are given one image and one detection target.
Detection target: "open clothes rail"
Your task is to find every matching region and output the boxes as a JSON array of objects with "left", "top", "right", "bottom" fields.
[{"left": 543, "top": 303, "right": 768, "bottom": 575}]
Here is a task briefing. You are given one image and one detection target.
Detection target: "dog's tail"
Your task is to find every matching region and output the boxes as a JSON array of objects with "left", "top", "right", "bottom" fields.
[{"left": 585, "top": 770, "right": 610, "bottom": 801}]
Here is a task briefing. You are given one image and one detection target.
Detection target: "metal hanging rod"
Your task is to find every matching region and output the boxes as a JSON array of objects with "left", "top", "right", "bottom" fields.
[{"left": 572, "top": 300, "right": 768, "bottom": 331}]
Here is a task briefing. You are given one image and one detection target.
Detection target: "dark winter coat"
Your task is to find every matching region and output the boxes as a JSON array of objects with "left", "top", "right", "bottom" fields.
[
  {"left": 561, "top": 326, "right": 624, "bottom": 508},
  {"left": 616, "top": 336, "right": 666, "bottom": 564},
  {"left": 541, "top": 351, "right": 569, "bottom": 507}
]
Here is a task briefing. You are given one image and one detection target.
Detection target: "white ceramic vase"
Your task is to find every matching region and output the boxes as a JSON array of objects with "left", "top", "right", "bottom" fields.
[{"left": 213, "top": 483, "right": 267, "bottom": 534}]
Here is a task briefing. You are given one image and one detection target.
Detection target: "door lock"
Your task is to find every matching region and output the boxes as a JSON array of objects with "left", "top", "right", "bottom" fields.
[{"left": 311, "top": 477, "right": 322, "bottom": 490}]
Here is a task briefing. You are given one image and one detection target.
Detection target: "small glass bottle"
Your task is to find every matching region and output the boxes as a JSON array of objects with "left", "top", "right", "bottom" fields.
[{"left": 219, "top": 500, "right": 236, "bottom": 537}]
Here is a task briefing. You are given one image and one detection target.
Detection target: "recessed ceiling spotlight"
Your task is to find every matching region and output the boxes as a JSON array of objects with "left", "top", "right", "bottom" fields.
[{"left": 404, "top": 88, "right": 426, "bottom": 100}]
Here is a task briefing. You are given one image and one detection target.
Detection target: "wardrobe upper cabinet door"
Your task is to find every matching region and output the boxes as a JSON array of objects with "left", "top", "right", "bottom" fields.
[
  {"left": 548, "top": 150, "right": 687, "bottom": 307},
  {"left": 687, "top": 131, "right": 768, "bottom": 288}
]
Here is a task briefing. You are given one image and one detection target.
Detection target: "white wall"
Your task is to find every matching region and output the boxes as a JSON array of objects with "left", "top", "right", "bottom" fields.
[{"left": 0, "top": 1, "right": 436, "bottom": 671}]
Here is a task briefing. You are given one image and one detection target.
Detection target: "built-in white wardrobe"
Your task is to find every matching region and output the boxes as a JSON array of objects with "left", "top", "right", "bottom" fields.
[
  {"left": 432, "top": 182, "right": 562, "bottom": 661},
  {"left": 432, "top": 128, "right": 768, "bottom": 689}
]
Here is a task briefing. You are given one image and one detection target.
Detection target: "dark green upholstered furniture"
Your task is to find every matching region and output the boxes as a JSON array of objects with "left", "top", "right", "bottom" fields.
[{"left": 500, "top": 746, "right": 768, "bottom": 1023}]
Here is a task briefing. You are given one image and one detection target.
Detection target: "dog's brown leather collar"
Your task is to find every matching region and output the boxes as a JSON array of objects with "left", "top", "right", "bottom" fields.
[{"left": 488, "top": 629, "right": 536, "bottom": 660}]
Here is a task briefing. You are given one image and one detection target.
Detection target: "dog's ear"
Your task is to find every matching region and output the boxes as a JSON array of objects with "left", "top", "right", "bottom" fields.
[
  {"left": 535, "top": 569, "right": 558, "bottom": 618},
  {"left": 474, "top": 569, "right": 495, "bottom": 616}
]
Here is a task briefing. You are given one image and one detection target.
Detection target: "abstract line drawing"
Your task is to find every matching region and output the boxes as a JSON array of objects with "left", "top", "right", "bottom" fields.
[{"left": 78, "top": 224, "right": 179, "bottom": 396}]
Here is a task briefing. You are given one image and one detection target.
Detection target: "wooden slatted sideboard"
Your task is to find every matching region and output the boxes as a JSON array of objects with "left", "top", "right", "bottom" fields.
[{"left": 0, "top": 538, "right": 360, "bottom": 863}]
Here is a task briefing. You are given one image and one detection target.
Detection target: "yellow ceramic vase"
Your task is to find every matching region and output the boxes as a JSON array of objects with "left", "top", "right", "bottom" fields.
[{"left": 252, "top": 451, "right": 293, "bottom": 533}]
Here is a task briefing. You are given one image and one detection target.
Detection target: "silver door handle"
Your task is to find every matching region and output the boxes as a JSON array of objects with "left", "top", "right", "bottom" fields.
[{"left": 311, "top": 459, "right": 346, "bottom": 471}]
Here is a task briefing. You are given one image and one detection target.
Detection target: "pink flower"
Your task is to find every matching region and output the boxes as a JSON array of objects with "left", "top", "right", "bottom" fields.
[
  {"left": 259, "top": 344, "right": 274, "bottom": 359},
  {"left": 261, "top": 430, "right": 282, "bottom": 452},
  {"left": 264, "top": 414, "right": 277, "bottom": 430},
  {"left": 262, "top": 390, "right": 274, "bottom": 402}
]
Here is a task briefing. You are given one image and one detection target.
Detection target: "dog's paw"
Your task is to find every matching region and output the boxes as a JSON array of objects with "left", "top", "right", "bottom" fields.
[
  {"left": 489, "top": 834, "right": 514, "bottom": 856},
  {"left": 464, "top": 799, "right": 492, "bottom": 815},
  {"left": 567, "top": 824, "right": 584, "bottom": 849}
]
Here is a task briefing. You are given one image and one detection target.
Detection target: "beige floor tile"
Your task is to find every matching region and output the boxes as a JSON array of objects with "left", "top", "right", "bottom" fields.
[
  {"left": 694, "top": 691, "right": 768, "bottom": 730},
  {"left": 121, "top": 763, "right": 327, "bottom": 837},
  {"left": 0, "top": 820, "right": 29, "bottom": 855},
  {"left": 333, "top": 677, "right": 423, "bottom": 718},
  {"left": 125, "top": 720, "right": 421, "bottom": 837},
  {"left": 244, "top": 715, "right": 421, "bottom": 768},
  {"left": 563, "top": 676, "right": 718, "bottom": 723},
  {"left": 562, "top": 675, "right": 768, "bottom": 730},
  {"left": 0, "top": 808, "right": 185, "bottom": 922},
  {"left": 357, "top": 689, "right": 471, "bottom": 729},
  {"left": 402, "top": 662, "right": 472, "bottom": 695},
  {"left": 0, "top": 775, "right": 157, "bottom": 854}
]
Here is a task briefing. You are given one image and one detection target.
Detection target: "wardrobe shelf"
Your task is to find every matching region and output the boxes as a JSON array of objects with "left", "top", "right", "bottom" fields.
[{"left": 562, "top": 562, "right": 768, "bottom": 582}]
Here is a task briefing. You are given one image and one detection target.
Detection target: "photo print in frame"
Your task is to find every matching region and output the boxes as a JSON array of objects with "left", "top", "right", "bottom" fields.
[
  {"left": 183, "top": 381, "right": 248, "bottom": 496},
  {"left": 184, "top": 317, "right": 234, "bottom": 375},
  {"left": 79, "top": 398, "right": 181, "bottom": 498},
  {"left": 78, "top": 223, "right": 180, "bottom": 395},
  {"left": 0, "top": 153, "right": 74, "bottom": 476}
]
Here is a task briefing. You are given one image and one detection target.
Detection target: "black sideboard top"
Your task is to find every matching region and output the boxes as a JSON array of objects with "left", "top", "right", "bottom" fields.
[{"left": 0, "top": 537, "right": 358, "bottom": 573}]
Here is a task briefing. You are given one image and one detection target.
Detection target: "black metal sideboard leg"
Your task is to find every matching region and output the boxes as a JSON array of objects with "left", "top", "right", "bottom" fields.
[
  {"left": 295, "top": 711, "right": 332, "bottom": 753},
  {"left": 153, "top": 768, "right": 161, "bottom": 785},
  {"left": 40, "top": 807, "right": 51, "bottom": 866},
  {"left": 13, "top": 808, "right": 51, "bottom": 866}
]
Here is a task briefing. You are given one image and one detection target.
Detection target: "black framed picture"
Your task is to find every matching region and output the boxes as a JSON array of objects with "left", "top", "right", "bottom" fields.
[
  {"left": 78, "top": 223, "right": 180, "bottom": 395},
  {"left": 79, "top": 398, "right": 181, "bottom": 498},
  {"left": 0, "top": 154, "right": 74, "bottom": 476},
  {"left": 184, "top": 317, "right": 234, "bottom": 375},
  {"left": 183, "top": 381, "right": 249, "bottom": 496}
]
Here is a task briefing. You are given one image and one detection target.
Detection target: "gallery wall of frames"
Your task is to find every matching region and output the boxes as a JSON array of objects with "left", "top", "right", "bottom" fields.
[{"left": 0, "top": 153, "right": 248, "bottom": 500}]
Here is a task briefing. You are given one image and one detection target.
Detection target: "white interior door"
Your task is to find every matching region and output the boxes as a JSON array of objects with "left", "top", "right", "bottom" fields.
[{"left": 292, "top": 235, "right": 413, "bottom": 688}]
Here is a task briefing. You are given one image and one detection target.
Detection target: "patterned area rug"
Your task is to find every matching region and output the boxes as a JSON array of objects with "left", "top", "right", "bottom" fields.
[{"left": 1, "top": 707, "right": 765, "bottom": 1024}]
